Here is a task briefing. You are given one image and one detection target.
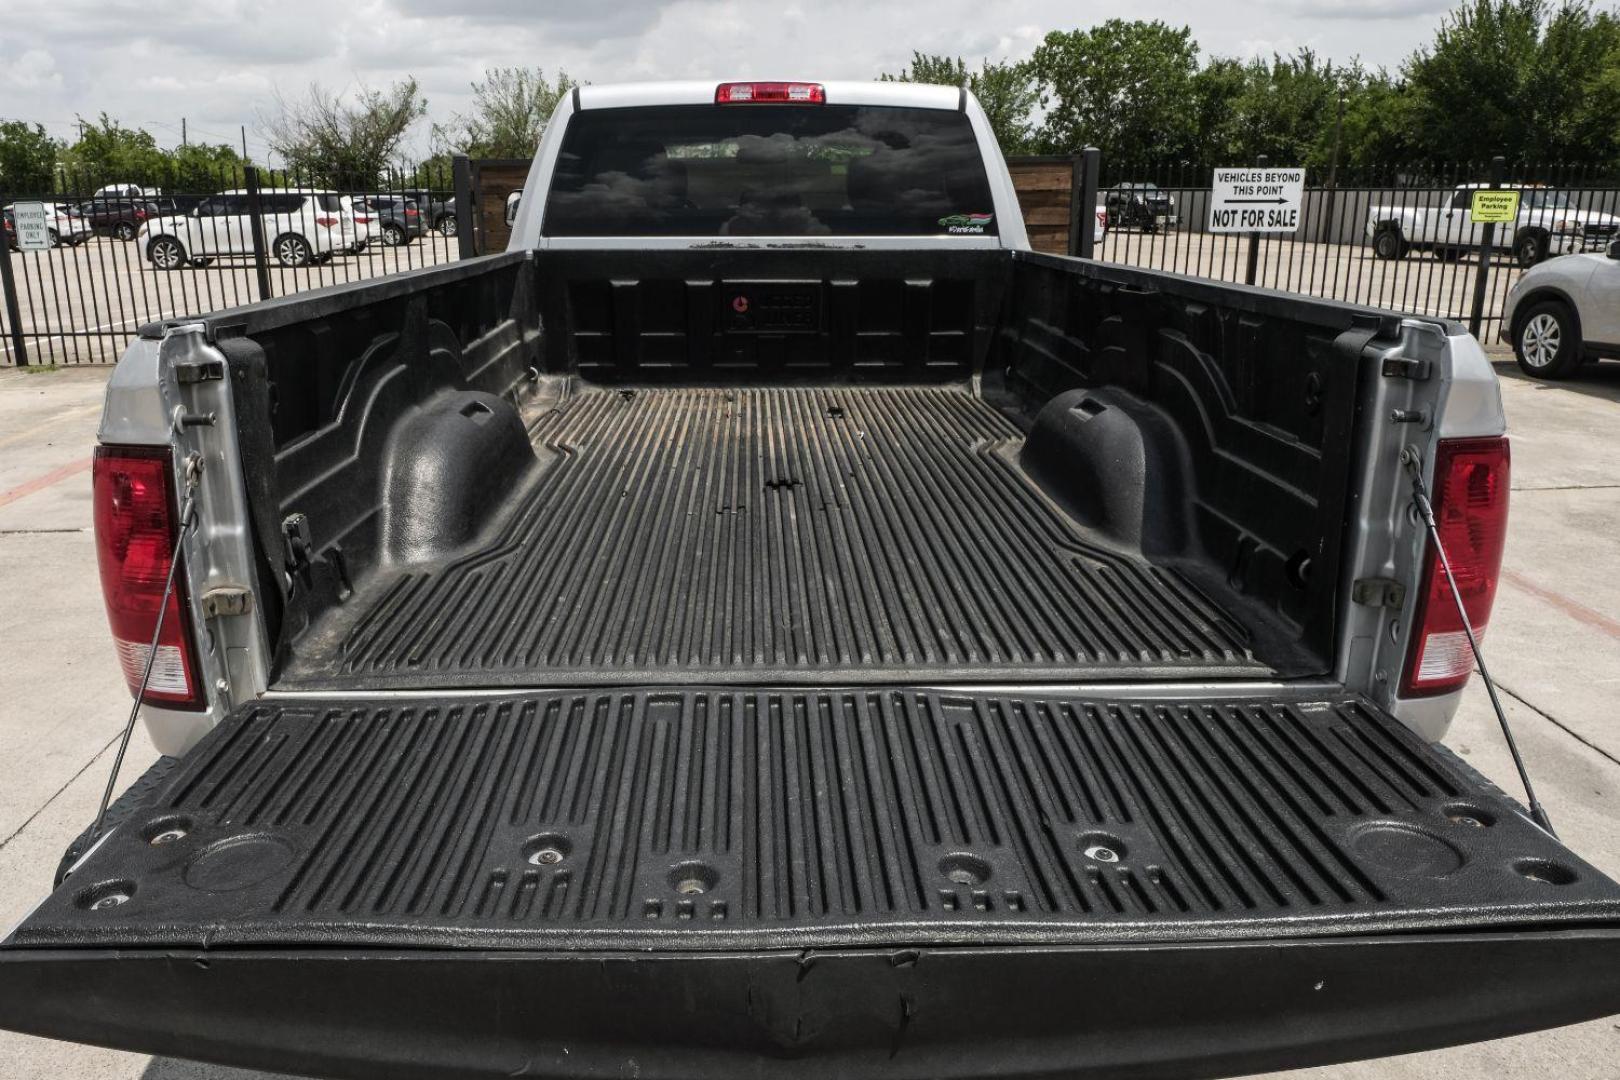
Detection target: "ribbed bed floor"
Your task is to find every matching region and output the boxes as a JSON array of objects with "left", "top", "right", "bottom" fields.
[{"left": 284, "top": 387, "right": 1266, "bottom": 688}]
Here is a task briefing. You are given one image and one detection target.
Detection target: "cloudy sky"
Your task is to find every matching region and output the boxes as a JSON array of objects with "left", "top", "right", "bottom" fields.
[{"left": 0, "top": 0, "right": 1459, "bottom": 161}]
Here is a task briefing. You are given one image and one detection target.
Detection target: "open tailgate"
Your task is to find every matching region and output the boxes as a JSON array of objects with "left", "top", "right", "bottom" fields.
[{"left": 4, "top": 686, "right": 1620, "bottom": 1078}]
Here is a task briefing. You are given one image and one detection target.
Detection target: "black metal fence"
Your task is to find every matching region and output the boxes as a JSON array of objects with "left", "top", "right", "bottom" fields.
[
  {"left": 1, "top": 161, "right": 463, "bottom": 366},
  {"left": 4, "top": 150, "right": 1618, "bottom": 367},
  {"left": 1083, "top": 154, "right": 1620, "bottom": 341}
]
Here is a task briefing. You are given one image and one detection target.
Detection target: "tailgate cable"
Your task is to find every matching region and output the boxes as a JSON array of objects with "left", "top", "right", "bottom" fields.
[
  {"left": 1401, "top": 447, "right": 1555, "bottom": 836},
  {"left": 91, "top": 452, "right": 201, "bottom": 840}
]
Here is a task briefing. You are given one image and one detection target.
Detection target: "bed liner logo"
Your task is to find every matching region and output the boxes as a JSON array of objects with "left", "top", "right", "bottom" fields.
[{"left": 939, "top": 212, "right": 993, "bottom": 234}]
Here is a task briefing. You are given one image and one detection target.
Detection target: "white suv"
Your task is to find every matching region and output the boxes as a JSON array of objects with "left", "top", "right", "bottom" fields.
[
  {"left": 1503, "top": 239, "right": 1620, "bottom": 378},
  {"left": 140, "top": 189, "right": 370, "bottom": 270}
]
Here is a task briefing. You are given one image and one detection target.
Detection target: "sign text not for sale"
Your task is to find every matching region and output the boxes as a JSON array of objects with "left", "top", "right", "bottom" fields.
[{"left": 1209, "top": 168, "right": 1305, "bottom": 234}]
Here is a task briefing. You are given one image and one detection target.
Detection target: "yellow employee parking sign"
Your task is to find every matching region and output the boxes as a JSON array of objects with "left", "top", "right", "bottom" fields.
[{"left": 1470, "top": 189, "right": 1522, "bottom": 223}]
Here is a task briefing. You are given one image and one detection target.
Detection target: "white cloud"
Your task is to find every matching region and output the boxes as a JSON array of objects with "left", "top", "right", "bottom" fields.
[{"left": 2, "top": 47, "right": 64, "bottom": 91}]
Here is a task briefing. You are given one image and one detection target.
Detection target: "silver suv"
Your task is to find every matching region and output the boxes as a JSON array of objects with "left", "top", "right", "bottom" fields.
[{"left": 1503, "top": 239, "right": 1620, "bottom": 377}]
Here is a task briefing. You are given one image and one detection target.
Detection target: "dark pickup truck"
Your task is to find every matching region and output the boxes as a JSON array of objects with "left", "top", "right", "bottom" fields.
[{"left": 2, "top": 79, "right": 1617, "bottom": 1080}]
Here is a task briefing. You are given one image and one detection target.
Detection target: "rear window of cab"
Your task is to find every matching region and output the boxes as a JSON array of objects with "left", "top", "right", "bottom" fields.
[{"left": 542, "top": 104, "right": 997, "bottom": 238}]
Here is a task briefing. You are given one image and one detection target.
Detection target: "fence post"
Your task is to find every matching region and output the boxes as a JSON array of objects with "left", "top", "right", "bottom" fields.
[
  {"left": 0, "top": 209, "right": 27, "bottom": 368},
  {"left": 452, "top": 155, "right": 477, "bottom": 259},
  {"left": 1468, "top": 155, "right": 1507, "bottom": 339},
  {"left": 243, "top": 166, "right": 272, "bottom": 303},
  {"left": 1073, "top": 147, "right": 1101, "bottom": 258},
  {"left": 1245, "top": 153, "right": 1268, "bottom": 285}
]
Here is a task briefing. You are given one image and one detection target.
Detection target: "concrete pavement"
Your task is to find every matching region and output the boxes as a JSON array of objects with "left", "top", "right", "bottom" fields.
[{"left": 0, "top": 356, "right": 1616, "bottom": 1079}]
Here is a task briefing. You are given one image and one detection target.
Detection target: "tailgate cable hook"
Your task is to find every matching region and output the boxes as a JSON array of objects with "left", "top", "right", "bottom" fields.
[
  {"left": 1401, "top": 447, "right": 1555, "bottom": 836},
  {"left": 90, "top": 453, "right": 203, "bottom": 840}
]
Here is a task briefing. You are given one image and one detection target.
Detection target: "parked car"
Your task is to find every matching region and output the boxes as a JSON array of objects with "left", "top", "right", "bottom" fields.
[
  {"left": 1104, "top": 181, "right": 1178, "bottom": 231},
  {"left": 359, "top": 196, "right": 424, "bottom": 246},
  {"left": 74, "top": 197, "right": 159, "bottom": 241},
  {"left": 1369, "top": 184, "right": 1620, "bottom": 267},
  {"left": 0, "top": 202, "right": 92, "bottom": 247},
  {"left": 2, "top": 207, "right": 14, "bottom": 251},
  {"left": 6, "top": 77, "right": 1620, "bottom": 1080},
  {"left": 91, "top": 182, "right": 160, "bottom": 200},
  {"left": 138, "top": 189, "right": 370, "bottom": 270},
  {"left": 1502, "top": 238, "right": 1620, "bottom": 377},
  {"left": 434, "top": 196, "right": 459, "bottom": 236}
]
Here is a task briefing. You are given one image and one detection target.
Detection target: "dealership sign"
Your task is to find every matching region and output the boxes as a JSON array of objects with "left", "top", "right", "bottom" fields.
[{"left": 1209, "top": 168, "right": 1305, "bottom": 233}]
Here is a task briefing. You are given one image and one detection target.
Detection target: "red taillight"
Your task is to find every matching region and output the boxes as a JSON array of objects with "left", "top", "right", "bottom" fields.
[
  {"left": 353, "top": 214, "right": 373, "bottom": 223},
  {"left": 93, "top": 446, "right": 204, "bottom": 709},
  {"left": 315, "top": 215, "right": 340, "bottom": 228},
  {"left": 405, "top": 207, "right": 419, "bottom": 218},
  {"left": 135, "top": 208, "right": 149, "bottom": 219},
  {"left": 715, "top": 81, "right": 825, "bottom": 104},
  {"left": 1401, "top": 436, "right": 1511, "bottom": 698}
]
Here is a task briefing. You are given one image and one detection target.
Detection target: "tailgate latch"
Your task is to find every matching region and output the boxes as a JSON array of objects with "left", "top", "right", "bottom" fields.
[
  {"left": 1351, "top": 577, "right": 1405, "bottom": 609},
  {"left": 201, "top": 586, "right": 255, "bottom": 619}
]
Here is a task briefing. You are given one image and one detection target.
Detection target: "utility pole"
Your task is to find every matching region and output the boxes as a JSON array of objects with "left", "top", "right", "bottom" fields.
[
  {"left": 181, "top": 118, "right": 187, "bottom": 146},
  {"left": 1319, "top": 78, "right": 1345, "bottom": 244},
  {"left": 241, "top": 126, "right": 249, "bottom": 163}
]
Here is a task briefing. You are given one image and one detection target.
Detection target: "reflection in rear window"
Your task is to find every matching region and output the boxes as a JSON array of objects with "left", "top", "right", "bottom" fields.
[{"left": 542, "top": 104, "right": 997, "bottom": 238}]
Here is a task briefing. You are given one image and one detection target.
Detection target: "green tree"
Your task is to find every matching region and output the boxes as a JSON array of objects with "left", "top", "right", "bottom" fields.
[
  {"left": 263, "top": 79, "right": 428, "bottom": 188},
  {"left": 0, "top": 121, "right": 60, "bottom": 194},
  {"left": 164, "top": 142, "right": 252, "bottom": 193},
  {"left": 436, "top": 67, "right": 578, "bottom": 158},
  {"left": 1030, "top": 20, "right": 1201, "bottom": 160},
  {"left": 882, "top": 52, "right": 1040, "bottom": 155},
  {"left": 58, "top": 114, "right": 169, "bottom": 188},
  {"left": 1402, "top": 0, "right": 1620, "bottom": 166}
]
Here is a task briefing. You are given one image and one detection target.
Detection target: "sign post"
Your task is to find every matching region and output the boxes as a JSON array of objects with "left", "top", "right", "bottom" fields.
[
  {"left": 12, "top": 201, "right": 51, "bottom": 252},
  {"left": 1468, "top": 156, "right": 1509, "bottom": 339}
]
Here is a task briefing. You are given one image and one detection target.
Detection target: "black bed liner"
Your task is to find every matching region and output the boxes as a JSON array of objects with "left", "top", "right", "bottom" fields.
[
  {"left": 8, "top": 686, "right": 1620, "bottom": 1079},
  {"left": 277, "top": 386, "right": 1278, "bottom": 691},
  {"left": 18, "top": 686, "right": 1620, "bottom": 951}
]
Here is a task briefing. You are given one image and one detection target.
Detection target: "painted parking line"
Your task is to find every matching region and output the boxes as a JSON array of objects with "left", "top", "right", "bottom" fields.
[
  {"left": 0, "top": 457, "right": 93, "bottom": 510},
  {"left": 1500, "top": 567, "right": 1620, "bottom": 643}
]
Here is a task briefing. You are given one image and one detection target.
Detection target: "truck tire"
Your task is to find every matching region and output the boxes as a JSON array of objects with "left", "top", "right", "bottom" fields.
[
  {"left": 1373, "top": 228, "right": 1407, "bottom": 260},
  {"left": 1514, "top": 300, "right": 1581, "bottom": 379},
  {"left": 1514, "top": 230, "right": 1548, "bottom": 268},
  {"left": 112, "top": 221, "right": 137, "bottom": 241}
]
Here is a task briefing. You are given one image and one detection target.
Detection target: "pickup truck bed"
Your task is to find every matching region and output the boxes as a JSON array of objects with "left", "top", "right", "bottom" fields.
[
  {"left": 6, "top": 248, "right": 1620, "bottom": 1078},
  {"left": 289, "top": 384, "right": 1263, "bottom": 689}
]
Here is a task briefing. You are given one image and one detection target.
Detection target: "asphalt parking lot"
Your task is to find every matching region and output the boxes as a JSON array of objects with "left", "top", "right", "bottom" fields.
[
  {"left": 1, "top": 352, "right": 1618, "bottom": 1078},
  {"left": 1, "top": 231, "right": 460, "bottom": 366}
]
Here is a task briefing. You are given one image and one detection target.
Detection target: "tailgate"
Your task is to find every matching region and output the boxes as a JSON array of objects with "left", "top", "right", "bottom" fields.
[{"left": 4, "top": 687, "right": 1619, "bottom": 1078}]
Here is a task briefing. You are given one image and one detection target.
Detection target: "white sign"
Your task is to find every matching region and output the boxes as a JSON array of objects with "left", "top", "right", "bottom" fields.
[
  {"left": 12, "top": 201, "right": 51, "bottom": 251},
  {"left": 1209, "top": 168, "right": 1305, "bottom": 233}
]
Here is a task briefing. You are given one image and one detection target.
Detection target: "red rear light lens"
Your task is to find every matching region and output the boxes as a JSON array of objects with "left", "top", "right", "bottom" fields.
[
  {"left": 93, "top": 446, "right": 204, "bottom": 709},
  {"left": 405, "top": 207, "right": 419, "bottom": 217},
  {"left": 315, "top": 216, "right": 340, "bottom": 228},
  {"left": 715, "top": 81, "right": 825, "bottom": 104},
  {"left": 1401, "top": 436, "right": 1510, "bottom": 697}
]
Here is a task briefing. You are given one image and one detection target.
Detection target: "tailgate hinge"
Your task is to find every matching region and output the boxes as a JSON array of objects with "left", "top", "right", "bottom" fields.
[
  {"left": 1381, "top": 355, "right": 1431, "bottom": 381},
  {"left": 200, "top": 586, "right": 254, "bottom": 619},
  {"left": 1351, "top": 577, "right": 1405, "bottom": 609},
  {"left": 174, "top": 357, "right": 225, "bottom": 384}
]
